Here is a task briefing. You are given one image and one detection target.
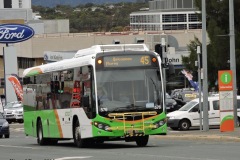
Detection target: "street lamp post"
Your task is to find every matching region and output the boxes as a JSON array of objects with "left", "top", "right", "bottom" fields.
[
  {"left": 202, "top": 0, "right": 209, "bottom": 131},
  {"left": 197, "top": 46, "right": 203, "bottom": 131},
  {"left": 161, "top": 38, "right": 166, "bottom": 96},
  {"left": 229, "top": 0, "right": 238, "bottom": 127}
]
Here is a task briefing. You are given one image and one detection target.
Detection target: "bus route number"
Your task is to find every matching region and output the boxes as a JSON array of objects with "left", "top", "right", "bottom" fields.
[{"left": 140, "top": 56, "right": 149, "bottom": 65}]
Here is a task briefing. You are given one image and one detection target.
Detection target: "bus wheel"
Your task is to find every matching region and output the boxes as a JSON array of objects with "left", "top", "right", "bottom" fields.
[
  {"left": 48, "top": 139, "right": 58, "bottom": 145},
  {"left": 37, "top": 120, "right": 46, "bottom": 145},
  {"left": 135, "top": 135, "right": 149, "bottom": 147},
  {"left": 73, "top": 121, "right": 85, "bottom": 148},
  {"left": 5, "top": 134, "right": 10, "bottom": 138},
  {"left": 95, "top": 139, "right": 104, "bottom": 144}
]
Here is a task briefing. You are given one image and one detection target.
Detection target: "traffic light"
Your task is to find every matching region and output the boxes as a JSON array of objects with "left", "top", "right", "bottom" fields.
[{"left": 155, "top": 44, "right": 163, "bottom": 59}]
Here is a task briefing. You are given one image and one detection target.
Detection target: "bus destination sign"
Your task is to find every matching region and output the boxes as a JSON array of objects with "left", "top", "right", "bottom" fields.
[{"left": 103, "top": 55, "right": 151, "bottom": 67}]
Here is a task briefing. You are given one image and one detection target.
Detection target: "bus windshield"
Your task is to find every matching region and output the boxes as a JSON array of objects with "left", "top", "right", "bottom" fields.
[{"left": 96, "top": 68, "right": 163, "bottom": 116}]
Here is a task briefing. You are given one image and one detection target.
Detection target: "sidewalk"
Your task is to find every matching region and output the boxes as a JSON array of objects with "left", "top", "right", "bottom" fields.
[{"left": 155, "top": 127, "right": 240, "bottom": 142}]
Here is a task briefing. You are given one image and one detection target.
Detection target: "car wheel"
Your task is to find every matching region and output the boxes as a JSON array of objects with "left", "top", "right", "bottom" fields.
[
  {"left": 5, "top": 134, "right": 10, "bottom": 138},
  {"left": 18, "top": 120, "right": 24, "bottom": 123},
  {"left": 237, "top": 117, "right": 240, "bottom": 127},
  {"left": 73, "top": 120, "right": 85, "bottom": 148},
  {"left": 0, "top": 135, "right": 2, "bottom": 138},
  {"left": 179, "top": 119, "right": 190, "bottom": 131},
  {"left": 135, "top": 135, "right": 149, "bottom": 147},
  {"left": 37, "top": 120, "right": 47, "bottom": 145}
]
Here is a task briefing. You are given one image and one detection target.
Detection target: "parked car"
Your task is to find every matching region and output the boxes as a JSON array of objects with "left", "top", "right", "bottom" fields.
[
  {"left": 167, "top": 96, "right": 240, "bottom": 131},
  {"left": 0, "top": 95, "right": 5, "bottom": 113},
  {"left": 171, "top": 88, "right": 199, "bottom": 106},
  {"left": 165, "top": 93, "right": 180, "bottom": 112},
  {"left": 0, "top": 112, "right": 10, "bottom": 138},
  {"left": 3, "top": 101, "right": 23, "bottom": 124}
]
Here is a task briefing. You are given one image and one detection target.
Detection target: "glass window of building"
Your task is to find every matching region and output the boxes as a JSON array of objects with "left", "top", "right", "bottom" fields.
[
  {"left": 18, "top": 57, "right": 35, "bottom": 69},
  {"left": 189, "top": 23, "right": 202, "bottom": 29},
  {"left": 162, "top": 14, "right": 186, "bottom": 23},
  {"left": 189, "top": 14, "right": 199, "bottom": 22}
]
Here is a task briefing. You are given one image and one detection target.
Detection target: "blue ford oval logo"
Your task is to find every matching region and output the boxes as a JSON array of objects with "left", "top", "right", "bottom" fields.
[{"left": 0, "top": 24, "right": 35, "bottom": 43}]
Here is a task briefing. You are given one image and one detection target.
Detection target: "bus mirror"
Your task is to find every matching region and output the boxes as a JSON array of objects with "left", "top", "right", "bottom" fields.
[
  {"left": 157, "top": 69, "right": 160, "bottom": 81},
  {"left": 81, "top": 95, "right": 89, "bottom": 108}
]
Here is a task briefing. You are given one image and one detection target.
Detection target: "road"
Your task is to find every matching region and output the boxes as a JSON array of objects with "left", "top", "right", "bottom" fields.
[{"left": 1, "top": 123, "right": 240, "bottom": 160}]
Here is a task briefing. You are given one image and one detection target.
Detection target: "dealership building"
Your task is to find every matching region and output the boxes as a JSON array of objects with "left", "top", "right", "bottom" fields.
[{"left": 0, "top": 0, "right": 205, "bottom": 95}]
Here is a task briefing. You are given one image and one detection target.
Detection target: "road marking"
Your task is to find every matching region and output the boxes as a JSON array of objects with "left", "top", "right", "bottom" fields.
[
  {"left": 55, "top": 157, "right": 92, "bottom": 160},
  {"left": 168, "top": 130, "right": 180, "bottom": 133},
  {"left": 10, "top": 128, "right": 24, "bottom": 132},
  {"left": 0, "top": 145, "right": 37, "bottom": 149}
]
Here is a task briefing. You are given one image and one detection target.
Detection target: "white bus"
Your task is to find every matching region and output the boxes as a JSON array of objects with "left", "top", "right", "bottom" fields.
[{"left": 23, "top": 44, "right": 167, "bottom": 147}]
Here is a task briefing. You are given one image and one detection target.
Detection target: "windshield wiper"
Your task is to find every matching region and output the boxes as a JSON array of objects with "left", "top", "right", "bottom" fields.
[
  {"left": 108, "top": 106, "right": 133, "bottom": 113},
  {"left": 150, "top": 78, "right": 161, "bottom": 105},
  {"left": 108, "top": 105, "right": 149, "bottom": 114}
]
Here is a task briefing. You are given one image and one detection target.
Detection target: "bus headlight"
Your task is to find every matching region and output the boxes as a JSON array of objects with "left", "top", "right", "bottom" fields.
[
  {"left": 93, "top": 121, "right": 112, "bottom": 132},
  {"left": 153, "top": 120, "right": 166, "bottom": 129}
]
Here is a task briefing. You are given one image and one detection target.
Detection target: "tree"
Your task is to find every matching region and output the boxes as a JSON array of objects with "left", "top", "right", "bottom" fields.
[
  {"left": 33, "top": 2, "right": 148, "bottom": 33},
  {"left": 184, "top": 0, "right": 240, "bottom": 91}
]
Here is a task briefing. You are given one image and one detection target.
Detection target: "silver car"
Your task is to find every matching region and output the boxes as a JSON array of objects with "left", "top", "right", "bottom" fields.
[{"left": 3, "top": 101, "right": 23, "bottom": 123}]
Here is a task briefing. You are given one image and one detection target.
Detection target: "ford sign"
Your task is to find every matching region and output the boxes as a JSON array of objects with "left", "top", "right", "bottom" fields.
[{"left": 0, "top": 24, "right": 35, "bottom": 43}]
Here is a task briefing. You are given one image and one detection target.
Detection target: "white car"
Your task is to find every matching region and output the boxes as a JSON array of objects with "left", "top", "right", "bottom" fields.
[
  {"left": 3, "top": 101, "right": 23, "bottom": 123},
  {"left": 167, "top": 96, "right": 240, "bottom": 130}
]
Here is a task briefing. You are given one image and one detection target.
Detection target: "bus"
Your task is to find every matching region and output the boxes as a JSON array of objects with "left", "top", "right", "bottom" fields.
[{"left": 22, "top": 44, "right": 167, "bottom": 147}]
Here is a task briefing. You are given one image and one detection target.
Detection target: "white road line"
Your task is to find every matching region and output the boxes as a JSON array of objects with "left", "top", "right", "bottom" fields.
[
  {"left": 168, "top": 130, "right": 180, "bottom": 133},
  {"left": 55, "top": 157, "right": 92, "bottom": 160},
  {"left": 0, "top": 145, "right": 37, "bottom": 149}
]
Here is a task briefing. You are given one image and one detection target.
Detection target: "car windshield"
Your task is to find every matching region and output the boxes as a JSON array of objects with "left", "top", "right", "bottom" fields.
[
  {"left": 4, "top": 102, "right": 22, "bottom": 108},
  {"left": 179, "top": 101, "right": 198, "bottom": 111},
  {"left": 166, "top": 93, "right": 171, "bottom": 99},
  {"left": 0, "top": 113, "right": 4, "bottom": 118}
]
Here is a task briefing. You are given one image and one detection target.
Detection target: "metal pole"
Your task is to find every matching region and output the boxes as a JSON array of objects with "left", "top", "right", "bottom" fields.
[
  {"left": 197, "top": 46, "right": 202, "bottom": 130},
  {"left": 3, "top": 45, "right": 7, "bottom": 106},
  {"left": 229, "top": 0, "right": 237, "bottom": 127},
  {"left": 161, "top": 38, "right": 166, "bottom": 96},
  {"left": 202, "top": 0, "right": 209, "bottom": 131}
]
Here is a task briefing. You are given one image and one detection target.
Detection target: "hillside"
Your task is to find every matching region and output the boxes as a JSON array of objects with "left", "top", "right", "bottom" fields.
[{"left": 32, "top": 0, "right": 136, "bottom": 7}]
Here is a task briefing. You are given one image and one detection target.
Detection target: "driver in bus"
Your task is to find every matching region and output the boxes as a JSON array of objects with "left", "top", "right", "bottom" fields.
[{"left": 97, "top": 87, "right": 108, "bottom": 104}]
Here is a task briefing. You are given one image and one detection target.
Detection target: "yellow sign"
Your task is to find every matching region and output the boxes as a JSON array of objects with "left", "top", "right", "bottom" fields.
[
  {"left": 185, "top": 94, "right": 196, "bottom": 98},
  {"left": 0, "top": 19, "right": 24, "bottom": 24}
]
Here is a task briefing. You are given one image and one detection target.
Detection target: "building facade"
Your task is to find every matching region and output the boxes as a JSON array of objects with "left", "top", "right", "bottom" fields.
[
  {"left": 0, "top": 0, "right": 205, "bottom": 95},
  {"left": 130, "top": 0, "right": 201, "bottom": 31}
]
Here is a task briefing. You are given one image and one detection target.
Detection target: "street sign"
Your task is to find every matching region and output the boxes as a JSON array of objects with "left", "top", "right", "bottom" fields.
[
  {"left": 218, "top": 70, "right": 234, "bottom": 132},
  {"left": 219, "top": 91, "right": 234, "bottom": 132},
  {"left": 0, "top": 24, "right": 35, "bottom": 44},
  {"left": 218, "top": 70, "right": 233, "bottom": 91}
]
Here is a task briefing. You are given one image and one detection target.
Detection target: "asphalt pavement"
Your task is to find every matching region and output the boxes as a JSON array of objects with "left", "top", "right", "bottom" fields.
[
  {"left": 155, "top": 127, "right": 240, "bottom": 142},
  {"left": 10, "top": 123, "right": 240, "bottom": 142}
]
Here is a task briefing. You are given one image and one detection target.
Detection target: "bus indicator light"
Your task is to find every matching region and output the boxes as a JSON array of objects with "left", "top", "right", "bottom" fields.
[
  {"left": 152, "top": 57, "right": 157, "bottom": 63},
  {"left": 97, "top": 59, "right": 102, "bottom": 64}
]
